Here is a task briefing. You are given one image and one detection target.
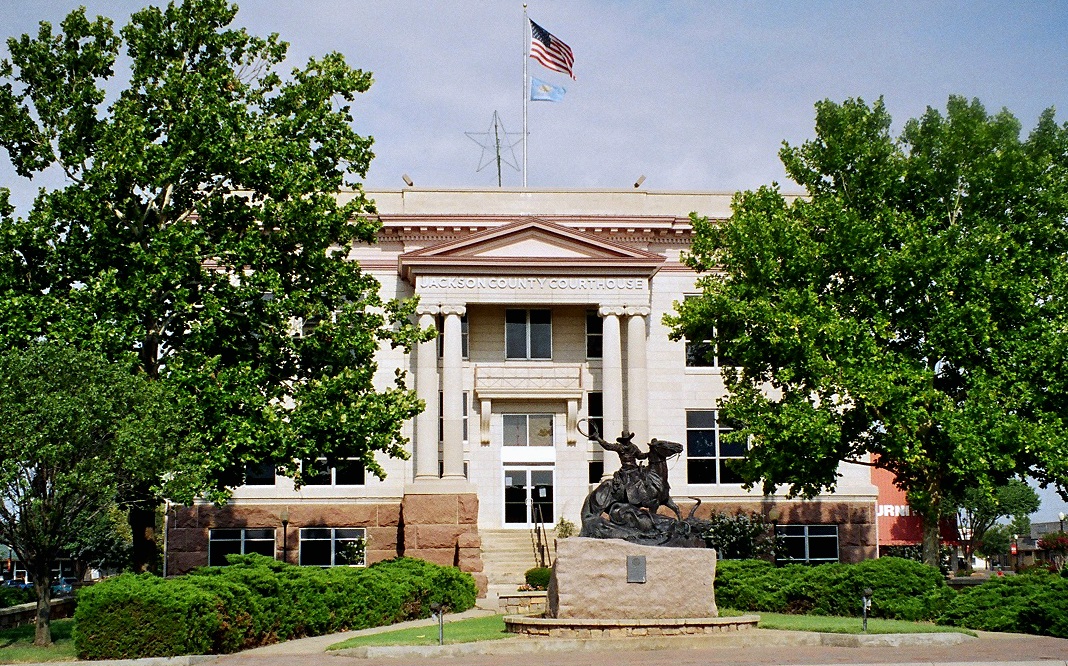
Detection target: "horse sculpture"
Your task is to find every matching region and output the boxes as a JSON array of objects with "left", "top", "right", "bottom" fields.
[{"left": 580, "top": 425, "right": 704, "bottom": 547}]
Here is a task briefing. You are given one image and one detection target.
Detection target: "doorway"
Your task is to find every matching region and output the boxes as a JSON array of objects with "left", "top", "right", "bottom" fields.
[{"left": 503, "top": 467, "right": 554, "bottom": 527}]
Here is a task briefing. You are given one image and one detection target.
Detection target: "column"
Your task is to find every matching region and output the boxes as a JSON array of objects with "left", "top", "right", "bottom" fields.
[
  {"left": 599, "top": 306, "right": 625, "bottom": 479},
  {"left": 626, "top": 306, "right": 650, "bottom": 448},
  {"left": 440, "top": 304, "right": 467, "bottom": 480},
  {"left": 414, "top": 305, "right": 439, "bottom": 481}
]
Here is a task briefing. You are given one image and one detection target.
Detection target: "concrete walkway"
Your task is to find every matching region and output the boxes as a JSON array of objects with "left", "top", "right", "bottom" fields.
[
  {"left": 201, "top": 614, "right": 1068, "bottom": 666},
  {"left": 24, "top": 610, "right": 1068, "bottom": 666}
]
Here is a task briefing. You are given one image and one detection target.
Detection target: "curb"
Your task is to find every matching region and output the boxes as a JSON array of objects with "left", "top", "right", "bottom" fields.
[
  {"left": 16, "top": 657, "right": 217, "bottom": 666},
  {"left": 329, "top": 627, "right": 975, "bottom": 660}
]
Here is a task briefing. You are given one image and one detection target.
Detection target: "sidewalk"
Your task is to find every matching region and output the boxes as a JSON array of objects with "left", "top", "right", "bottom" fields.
[
  {"left": 202, "top": 616, "right": 1068, "bottom": 666},
  {"left": 30, "top": 610, "right": 1068, "bottom": 666}
]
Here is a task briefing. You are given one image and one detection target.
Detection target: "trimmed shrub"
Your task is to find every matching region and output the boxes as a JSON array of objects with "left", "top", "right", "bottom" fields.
[
  {"left": 73, "top": 573, "right": 227, "bottom": 659},
  {"left": 524, "top": 567, "right": 552, "bottom": 590},
  {"left": 715, "top": 557, "right": 951, "bottom": 621},
  {"left": 0, "top": 585, "right": 33, "bottom": 608},
  {"left": 74, "top": 554, "right": 477, "bottom": 659},
  {"left": 938, "top": 570, "right": 1068, "bottom": 637}
]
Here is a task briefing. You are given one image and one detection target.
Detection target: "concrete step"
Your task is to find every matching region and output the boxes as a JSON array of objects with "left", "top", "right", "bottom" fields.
[{"left": 480, "top": 528, "right": 556, "bottom": 587}]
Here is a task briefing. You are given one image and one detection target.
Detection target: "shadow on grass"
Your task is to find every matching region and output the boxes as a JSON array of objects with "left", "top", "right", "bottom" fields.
[{"left": 0, "top": 617, "right": 75, "bottom": 648}]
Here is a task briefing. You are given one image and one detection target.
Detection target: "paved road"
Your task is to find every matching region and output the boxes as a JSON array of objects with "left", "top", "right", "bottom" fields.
[{"left": 205, "top": 625, "right": 1068, "bottom": 666}]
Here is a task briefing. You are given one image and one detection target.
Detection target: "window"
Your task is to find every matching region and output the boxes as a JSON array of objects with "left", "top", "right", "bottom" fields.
[
  {"left": 506, "top": 309, "right": 551, "bottom": 359},
  {"left": 503, "top": 414, "right": 554, "bottom": 446},
  {"left": 301, "top": 458, "right": 365, "bottom": 486},
  {"left": 686, "top": 410, "right": 744, "bottom": 484},
  {"left": 586, "top": 310, "right": 603, "bottom": 359},
  {"left": 438, "top": 391, "right": 469, "bottom": 443},
  {"left": 588, "top": 460, "right": 604, "bottom": 484},
  {"left": 209, "top": 528, "right": 276, "bottom": 566},
  {"left": 244, "top": 462, "right": 276, "bottom": 486},
  {"left": 683, "top": 297, "right": 738, "bottom": 368},
  {"left": 776, "top": 525, "right": 839, "bottom": 564},
  {"left": 437, "top": 313, "right": 469, "bottom": 359},
  {"left": 298, "top": 528, "right": 366, "bottom": 567},
  {"left": 586, "top": 392, "right": 603, "bottom": 440}
]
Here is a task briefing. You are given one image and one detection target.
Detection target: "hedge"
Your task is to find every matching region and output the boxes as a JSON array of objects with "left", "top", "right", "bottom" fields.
[
  {"left": 73, "top": 555, "right": 477, "bottom": 659},
  {"left": 937, "top": 570, "right": 1068, "bottom": 637},
  {"left": 715, "top": 557, "right": 954, "bottom": 621},
  {"left": 0, "top": 586, "right": 34, "bottom": 608}
]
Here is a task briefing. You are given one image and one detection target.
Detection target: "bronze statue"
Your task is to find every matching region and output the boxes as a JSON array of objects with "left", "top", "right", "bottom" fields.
[{"left": 579, "top": 422, "right": 706, "bottom": 547}]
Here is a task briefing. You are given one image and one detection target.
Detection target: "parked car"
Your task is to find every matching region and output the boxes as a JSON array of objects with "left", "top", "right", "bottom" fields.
[
  {"left": 50, "top": 578, "right": 77, "bottom": 596},
  {"left": 2, "top": 578, "right": 32, "bottom": 590}
]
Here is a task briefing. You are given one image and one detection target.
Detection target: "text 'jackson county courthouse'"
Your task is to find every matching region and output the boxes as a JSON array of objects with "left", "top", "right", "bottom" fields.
[{"left": 167, "top": 188, "right": 880, "bottom": 593}]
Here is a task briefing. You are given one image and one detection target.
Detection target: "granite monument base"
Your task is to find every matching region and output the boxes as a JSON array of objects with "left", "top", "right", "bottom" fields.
[{"left": 547, "top": 537, "right": 717, "bottom": 619}]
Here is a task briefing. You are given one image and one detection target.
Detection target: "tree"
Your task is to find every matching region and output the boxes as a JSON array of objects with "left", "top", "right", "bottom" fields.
[
  {"left": 0, "top": 1, "right": 427, "bottom": 570},
  {"left": 62, "top": 504, "right": 134, "bottom": 582},
  {"left": 670, "top": 96, "right": 1068, "bottom": 566},
  {"left": 955, "top": 480, "right": 1039, "bottom": 571},
  {"left": 0, "top": 344, "right": 180, "bottom": 645},
  {"left": 976, "top": 524, "right": 1012, "bottom": 566}
]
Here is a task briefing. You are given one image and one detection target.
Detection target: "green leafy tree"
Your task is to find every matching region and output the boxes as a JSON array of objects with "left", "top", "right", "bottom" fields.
[
  {"left": 0, "top": 344, "right": 180, "bottom": 645},
  {"left": 670, "top": 96, "right": 1068, "bottom": 566},
  {"left": 976, "top": 524, "right": 1012, "bottom": 565},
  {"left": 1010, "top": 514, "right": 1033, "bottom": 542},
  {"left": 62, "top": 504, "right": 134, "bottom": 581},
  {"left": 0, "top": 0, "right": 427, "bottom": 570},
  {"left": 956, "top": 480, "right": 1040, "bottom": 571}
]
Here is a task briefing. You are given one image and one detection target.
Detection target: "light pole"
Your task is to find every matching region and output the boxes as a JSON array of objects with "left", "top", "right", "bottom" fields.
[
  {"left": 280, "top": 508, "right": 289, "bottom": 563},
  {"left": 1059, "top": 511, "right": 1065, "bottom": 534}
]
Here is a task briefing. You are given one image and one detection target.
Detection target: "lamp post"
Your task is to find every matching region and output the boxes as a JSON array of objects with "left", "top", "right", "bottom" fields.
[
  {"left": 430, "top": 602, "right": 445, "bottom": 645},
  {"left": 861, "top": 588, "right": 873, "bottom": 633},
  {"left": 280, "top": 508, "right": 289, "bottom": 563},
  {"left": 1059, "top": 511, "right": 1065, "bottom": 534}
]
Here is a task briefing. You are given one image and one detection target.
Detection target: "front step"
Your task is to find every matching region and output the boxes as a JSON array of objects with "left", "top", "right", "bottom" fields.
[{"left": 480, "top": 528, "right": 555, "bottom": 588}]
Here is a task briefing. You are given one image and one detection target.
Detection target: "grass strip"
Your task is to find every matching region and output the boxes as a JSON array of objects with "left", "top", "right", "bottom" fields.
[
  {"left": 754, "top": 611, "right": 975, "bottom": 636},
  {"left": 329, "top": 609, "right": 974, "bottom": 650},
  {"left": 0, "top": 619, "right": 78, "bottom": 664},
  {"left": 329, "top": 614, "right": 511, "bottom": 649}
]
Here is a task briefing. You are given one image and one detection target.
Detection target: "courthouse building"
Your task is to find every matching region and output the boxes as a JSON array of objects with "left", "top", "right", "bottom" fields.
[{"left": 167, "top": 188, "right": 880, "bottom": 589}]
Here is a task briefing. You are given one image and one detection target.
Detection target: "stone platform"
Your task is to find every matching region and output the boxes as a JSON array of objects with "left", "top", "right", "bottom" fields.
[{"left": 503, "top": 614, "right": 759, "bottom": 638}]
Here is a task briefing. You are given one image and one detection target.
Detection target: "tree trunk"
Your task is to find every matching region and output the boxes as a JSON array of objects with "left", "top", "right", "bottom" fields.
[
  {"left": 32, "top": 566, "right": 52, "bottom": 646},
  {"left": 129, "top": 502, "right": 159, "bottom": 574},
  {"left": 922, "top": 510, "right": 942, "bottom": 568}
]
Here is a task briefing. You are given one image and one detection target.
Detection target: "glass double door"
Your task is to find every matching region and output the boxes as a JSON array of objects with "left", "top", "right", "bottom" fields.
[{"left": 503, "top": 467, "right": 554, "bottom": 526}]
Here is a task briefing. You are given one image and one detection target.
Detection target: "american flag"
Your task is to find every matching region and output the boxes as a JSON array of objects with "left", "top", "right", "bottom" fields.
[{"left": 529, "top": 19, "right": 575, "bottom": 80}]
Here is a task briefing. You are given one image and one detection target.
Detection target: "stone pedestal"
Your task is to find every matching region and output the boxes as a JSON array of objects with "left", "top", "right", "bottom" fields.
[{"left": 548, "top": 537, "right": 717, "bottom": 619}]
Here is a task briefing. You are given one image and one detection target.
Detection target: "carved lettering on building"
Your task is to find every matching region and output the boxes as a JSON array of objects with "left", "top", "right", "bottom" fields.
[
  {"left": 417, "top": 277, "right": 648, "bottom": 291},
  {"left": 876, "top": 504, "right": 911, "bottom": 517}
]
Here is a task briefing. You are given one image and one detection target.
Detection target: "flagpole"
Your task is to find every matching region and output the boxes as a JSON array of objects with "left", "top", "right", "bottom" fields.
[{"left": 522, "top": 4, "right": 528, "bottom": 188}]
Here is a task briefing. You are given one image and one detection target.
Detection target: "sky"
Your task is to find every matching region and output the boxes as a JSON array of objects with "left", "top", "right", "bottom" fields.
[{"left": 1, "top": 0, "right": 1067, "bottom": 522}]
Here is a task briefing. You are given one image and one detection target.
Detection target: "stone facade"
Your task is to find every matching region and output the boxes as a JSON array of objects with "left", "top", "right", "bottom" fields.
[
  {"left": 170, "top": 189, "right": 884, "bottom": 588},
  {"left": 681, "top": 499, "right": 878, "bottom": 563},
  {"left": 168, "top": 502, "right": 403, "bottom": 572},
  {"left": 400, "top": 492, "right": 487, "bottom": 594}
]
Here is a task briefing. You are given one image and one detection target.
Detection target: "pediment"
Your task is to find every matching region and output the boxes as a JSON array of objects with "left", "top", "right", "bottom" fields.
[{"left": 397, "top": 218, "right": 665, "bottom": 283}]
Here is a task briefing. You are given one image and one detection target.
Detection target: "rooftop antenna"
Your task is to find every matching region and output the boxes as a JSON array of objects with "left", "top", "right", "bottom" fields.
[{"left": 465, "top": 110, "right": 521, "bottom": 187}]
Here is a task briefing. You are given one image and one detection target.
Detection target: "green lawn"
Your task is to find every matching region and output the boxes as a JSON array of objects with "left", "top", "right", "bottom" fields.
[
  {"left": 327, "top": 609, "right": 972, "bottom": 650},
  {"left": 753, "top": 611, "right": 975, "bottom": 636},
  {"left": 328, "top": 614, "right": 512, "bottom": 649},
  {"left": 0, "top": 619, "right": 78, "bottom": 664}
]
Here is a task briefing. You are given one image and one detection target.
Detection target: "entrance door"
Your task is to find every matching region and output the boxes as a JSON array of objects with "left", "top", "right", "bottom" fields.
[{"left": 503, "top": 467, "right": 554, "bottom": 526}]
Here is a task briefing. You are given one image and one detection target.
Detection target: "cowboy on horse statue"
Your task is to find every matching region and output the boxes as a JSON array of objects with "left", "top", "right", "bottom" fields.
[{"left": 579, "top": 422, "right": 707, "bottom": 547}]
